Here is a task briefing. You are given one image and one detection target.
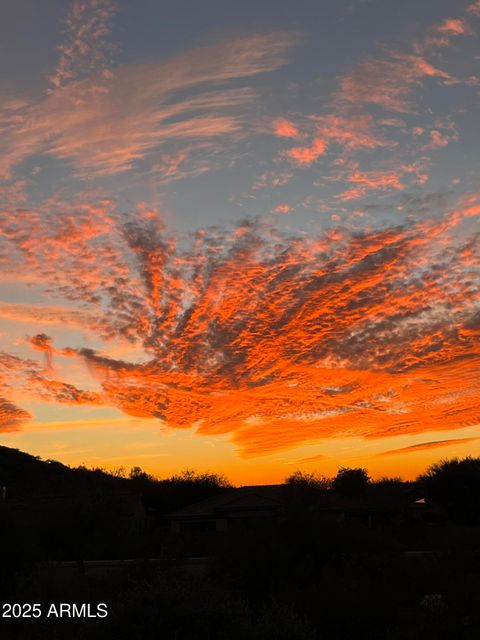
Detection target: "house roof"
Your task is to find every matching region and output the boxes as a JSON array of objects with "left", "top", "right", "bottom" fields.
[
  {"left": 167, "top": 484, "right": 286, "bottom": 519},
  {"left": 166, "top": 482, "right": 424, "bottom": 520}
]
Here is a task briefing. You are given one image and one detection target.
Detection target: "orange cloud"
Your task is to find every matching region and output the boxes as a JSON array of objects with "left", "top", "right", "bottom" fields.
[
  {"left": 271, "top": 7, "right": 474, "bottom": 187},
  {"left": 273, "top": 118, "right": 301, "bottom": 138},
  {"left": 337, "top": 169, "right": 404, "bottom": 200},
  {"left": 271, "top": 203, "right": 291, "bottom": 214},
  {"left": 428, "top": 130, "right": 456, "bottom": 149},
  {"left": 278, "top": 113, "right": 388, "bottom": 167},
  {"left": 0, "top": 352, "right": 38, "bottom": 430},
  {"left": 0, "top": 397, "right": 31, "bottom": 431},
  {"left": 2, "top": 194, "right": 478, "bottom": 452},
  {"left": 284, "top": 137, "right": 326, "bottom": 166},
  {"left": 312, "top": 114, "right": 388, "bottom": 151},
  {"left": 379, "top": 437, "right": 480, "bottom": 456},
  {"left": 435, "top": 18, "right": 467, "bottom": 36},
  {"left": 335, "top": 162, "right": 428, "bottom": 200},
  {"left": 29, "top": 376, "right": 104, "bottom": 406}
]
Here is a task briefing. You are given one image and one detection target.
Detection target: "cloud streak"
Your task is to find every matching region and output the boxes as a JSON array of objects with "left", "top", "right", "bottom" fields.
[
  {"left": 0, "top": 301, "right": 103, "bottom": 330},
  {"left": 379, "top": 436, "right": 480, "bottom": 456},
  {"left": 335, "top": 52, "right": 452, "bottom": 113},
  {"left": 0, "top": 31, "right": 297, "bottom": 179}
]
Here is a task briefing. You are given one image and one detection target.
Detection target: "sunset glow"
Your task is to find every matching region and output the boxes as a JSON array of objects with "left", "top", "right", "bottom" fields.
[{"left": 0, "top": 0, "right": 479, "bottom": 482}]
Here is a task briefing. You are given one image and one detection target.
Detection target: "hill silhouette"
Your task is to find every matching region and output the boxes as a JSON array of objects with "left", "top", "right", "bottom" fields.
[{"left": 0, "top": 445, "right": 133, "bottom": 498}]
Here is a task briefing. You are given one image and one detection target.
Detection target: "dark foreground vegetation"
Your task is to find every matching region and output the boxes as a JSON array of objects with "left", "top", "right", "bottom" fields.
[{"left": 1, "top": 445, "right": 480, "bottom": 639}]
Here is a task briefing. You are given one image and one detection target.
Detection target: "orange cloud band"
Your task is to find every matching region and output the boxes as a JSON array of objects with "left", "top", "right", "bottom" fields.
[{"left": 2, "top": 198, "right": 477, "bottom": 456}]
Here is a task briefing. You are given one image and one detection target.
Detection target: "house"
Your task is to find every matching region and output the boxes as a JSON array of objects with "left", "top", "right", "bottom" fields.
[
  {"left": 167, "top": 485, "right": 287, "bottom": 533},
  {"left": 166, "top": 482, "right": 426, "bottom": 533}
]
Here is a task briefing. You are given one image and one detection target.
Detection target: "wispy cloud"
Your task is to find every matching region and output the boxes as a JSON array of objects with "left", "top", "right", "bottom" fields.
[
  {"left": 0, "top": 301, "right": 103, "bottom": 330},
  {"left": 379, "top": 436, "right": 480, "bottom": 456},
  {"left": 268, "top": 3, "right": 478, "bottom": 203},
  {"left": 336, "top": 161, "right": 428, "bottom": 201},
  {"left": 335, "top": 52, "right": 453, "bottom": 113},
  {"left": 0, "top": 32, "right": 297, "bottom": 179},
  {"left": 289, "top": 452, "right": 328, "bottom": 465},
  {"left": 334, "top": 1, "right": 478, "bottom": 113}
]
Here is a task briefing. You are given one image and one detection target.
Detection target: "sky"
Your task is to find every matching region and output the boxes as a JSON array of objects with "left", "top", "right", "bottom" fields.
[{"left": 0, "top": 0, "right": 479, "bottom": 484}]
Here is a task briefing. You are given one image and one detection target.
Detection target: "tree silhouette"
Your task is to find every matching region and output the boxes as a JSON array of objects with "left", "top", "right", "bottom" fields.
[
  {"left": 332, "top": 467, "right": 370, "bottom": 498},
  {"left": 418, "top": 456, "right": 480, "bottom": 523},
  {"left": 283, "top": 470, "right": 330, "bottom": 509},
  {"left": 284, "top": 470, "right": 330, "bottom": 490},
  {"left": 142, "top": 469, "right": 232, "bottom": 518}
]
